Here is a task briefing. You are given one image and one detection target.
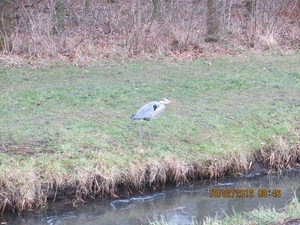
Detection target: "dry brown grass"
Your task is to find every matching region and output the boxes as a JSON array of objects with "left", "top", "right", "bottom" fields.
[{"left": 255, "top": 132, "right": 300, "bottom": 174}]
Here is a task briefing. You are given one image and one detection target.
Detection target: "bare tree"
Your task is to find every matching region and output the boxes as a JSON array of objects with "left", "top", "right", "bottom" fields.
[
  {"left": 245, "top": 0, "right": 253, "bottom": 15},
  {"left": 4, "top": 0, "right": 300, "bottom": 59},
  {"left": 0, "top": 0, "right": 12, "bottom": 51},
  {"left": 206, "top": 0, "right": 220, "bottom": 42},
  {"left": 85, "top": 0, "right": 90, "bottom": 16},
  {"left": 151, "top": 0, "right": 159, "bottom": 20},
  {"left": 53, "top": 0, "right": 66, "bottom": 52},
  {"left": 53, "top": 0, "right": 65, "bottom": 35}
]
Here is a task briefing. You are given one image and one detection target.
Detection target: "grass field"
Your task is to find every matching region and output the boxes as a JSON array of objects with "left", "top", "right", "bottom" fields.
[{"left": 0, "top": 53, "right": 299, "bottom": 212}]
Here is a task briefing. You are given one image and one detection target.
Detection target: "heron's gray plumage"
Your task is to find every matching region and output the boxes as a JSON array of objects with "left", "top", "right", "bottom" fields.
[
  {"left": 130, "top": 98, "right": 174, "bottom": 138},
  {"left": 130, "top": 101, "right": 161, "bottom": 120}
]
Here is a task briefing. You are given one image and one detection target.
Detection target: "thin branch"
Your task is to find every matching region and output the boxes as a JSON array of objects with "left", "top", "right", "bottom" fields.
[{"left": 60, "top": 38, "right": 85, "bottom": 54}]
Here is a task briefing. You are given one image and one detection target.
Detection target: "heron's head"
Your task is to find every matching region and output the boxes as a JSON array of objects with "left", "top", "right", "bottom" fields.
[{"left": 160, "top": 98, "right": 175, "bottom": 104}]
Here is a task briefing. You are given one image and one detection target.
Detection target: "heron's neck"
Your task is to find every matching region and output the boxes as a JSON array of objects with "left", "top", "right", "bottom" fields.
[{"left": 158, "top": 102, "right": 166, "bottom": 108}]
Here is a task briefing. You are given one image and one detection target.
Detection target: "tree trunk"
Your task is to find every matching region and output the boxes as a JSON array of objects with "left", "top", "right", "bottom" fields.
[
  {"left": 205, "top": 0, "right": 220, "bottom": 42},
  {"left": 245, "top": 0, "right": 253, "bottom": 14},
  {"left": 85, "top": 0, "right": 90, "bottom": 16},
  {"left": 0, "top": 0, "right": 12, "bottom": 51},
  {"left": 151, "top": 0, "right": 159, "bottom": 20},
  {"left": 54, "top": 0, "right": 65, "bottom": 35}
]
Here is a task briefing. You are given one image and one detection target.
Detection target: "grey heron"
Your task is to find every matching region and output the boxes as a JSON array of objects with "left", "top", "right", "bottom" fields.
[{"left": 130, "top": 98, "right": 174, "bottom": 138}]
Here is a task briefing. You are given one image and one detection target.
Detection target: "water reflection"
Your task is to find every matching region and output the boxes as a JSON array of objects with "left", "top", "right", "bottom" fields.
[{"left": 1, "top": 169, "right": 300, "bottom": 225}]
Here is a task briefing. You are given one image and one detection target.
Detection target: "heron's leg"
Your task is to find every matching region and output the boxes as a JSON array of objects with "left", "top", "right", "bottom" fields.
[
  {"left": 147, "top": 121, "right": 152, "bottom": 138},
  {"left": 138, "top": 121, "right": 143, "bottom": 138}
]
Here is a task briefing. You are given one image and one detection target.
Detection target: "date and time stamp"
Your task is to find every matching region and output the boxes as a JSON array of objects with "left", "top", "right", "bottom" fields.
[{"left": 209, "top": 188, "right": 281, "bottom": 198}]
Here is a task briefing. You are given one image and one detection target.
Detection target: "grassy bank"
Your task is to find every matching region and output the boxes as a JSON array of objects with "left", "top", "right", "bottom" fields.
[
  {"left": 0, "top": 53, "right": 300, "bottom": 213},
  {"left": 204, "top": 195, "right": 300, "bottom": 225}
]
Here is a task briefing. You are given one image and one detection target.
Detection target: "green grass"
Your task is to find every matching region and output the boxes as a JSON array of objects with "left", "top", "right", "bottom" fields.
[
  {"left": 202, "top": 195, "right": 300, "bottom": 225},
  {"left": 149, "top": 195, "right": 300, "bottom": 225},
  {"left": 0, "top": 53, "right": 300, "bottom": 211}
]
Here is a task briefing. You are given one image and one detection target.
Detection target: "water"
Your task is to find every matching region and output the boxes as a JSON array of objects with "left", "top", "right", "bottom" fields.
[{"left": 2, "top": 169, "right": 300, "bottom": 225}]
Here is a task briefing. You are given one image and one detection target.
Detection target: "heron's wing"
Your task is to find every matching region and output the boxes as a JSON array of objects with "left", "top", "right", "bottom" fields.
[{"left": 132, "top": 101, "right": 158, "bottom": 120}]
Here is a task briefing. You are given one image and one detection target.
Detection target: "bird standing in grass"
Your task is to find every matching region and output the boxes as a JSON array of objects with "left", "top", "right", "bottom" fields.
[{"left": 130, "top": 98, "right": 174, "bottom": 138}]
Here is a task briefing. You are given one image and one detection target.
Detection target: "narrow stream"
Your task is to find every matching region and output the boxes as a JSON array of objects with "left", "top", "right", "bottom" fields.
[{"left": 2, "top": 169, "right": 300, "bottom": 225}]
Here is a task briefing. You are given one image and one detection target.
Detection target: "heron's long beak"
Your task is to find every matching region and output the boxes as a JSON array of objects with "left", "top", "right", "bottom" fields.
[{"left": 168, "top": 100, "right": 175, "bottom": 104}]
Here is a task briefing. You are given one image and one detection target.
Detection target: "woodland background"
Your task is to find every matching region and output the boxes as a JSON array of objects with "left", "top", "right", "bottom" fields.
[{"left": 0, "top": 0, "right": 300, "bottom": 63}]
